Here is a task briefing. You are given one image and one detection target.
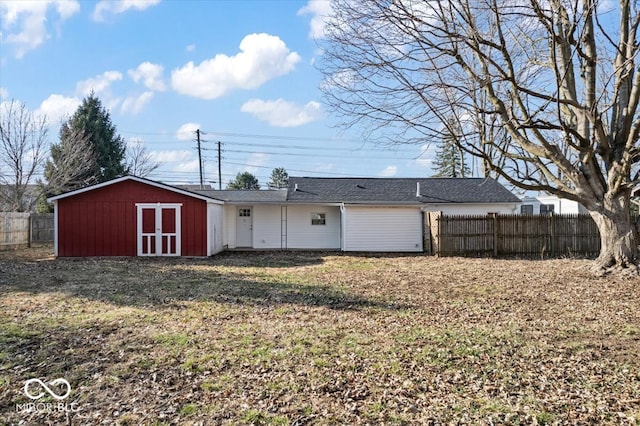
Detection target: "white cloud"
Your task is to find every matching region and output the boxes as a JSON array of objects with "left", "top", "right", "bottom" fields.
[
  {"left": 0, "top": 0, "right": 80, "bottom": 58},
  {"left": 175, "top": 122, "right": 200, "bottom": 141},
  {"left": 379, "top": 165, "right": 398, "bottom": 177},
  {"left": 175, "top": 159, "right": 200, "bottom": 173},
  {"left": 414, "top": 143, "right": 433, "bottom": 168},
  {"left": 241, "top": 98, "right": 323, "bottom": 127},
  {"left": 245, "top": 152, "right": 270, "bottom": 175},
  {"left": 36, "top": 94, "right": 81, "bottom": 123},
  {"left": 0, "top": 87, "right": 8, "bottom": 99},
  {"left": 93, "top": 0, "right": 161, "bottom": 22},
  {"left": 186, "top": 44, "right": 195, "bottom": 52},
  {"left": 151, "top": 150, "right": 193, "bottom": 163},
  {"left": 171, "top": 33, "right": 301, "bottom": 99},
  {"left": 297, "top": 0, "right": 333, "bottom": 39},
  {"left": 76, "top": 71, "right": 123, "bottom": 96},
  {"left": 120, "top": 91, "right": 153, "bottom": 115},
  {"left": 128, "top": 62, "right": 166, "bottom": 91}
]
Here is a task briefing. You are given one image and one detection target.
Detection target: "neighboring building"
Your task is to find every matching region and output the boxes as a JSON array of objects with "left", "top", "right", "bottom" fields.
[
  {"left": 0, "top": 184, "right": 41, "bottom": 212},
  {"left": 49, "top": 175, "right": 521, "bottom": 257},
  {"left": 519, "top": 194, "right": 588, "bottom": 215}
]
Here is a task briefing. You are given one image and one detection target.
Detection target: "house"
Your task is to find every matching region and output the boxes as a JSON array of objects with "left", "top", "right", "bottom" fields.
[
  {"left": 48, "top": 175, "right": 521, "bottom": 257},
  {"left": 519, "top": 194, "right": 588, "bottom": 215}
]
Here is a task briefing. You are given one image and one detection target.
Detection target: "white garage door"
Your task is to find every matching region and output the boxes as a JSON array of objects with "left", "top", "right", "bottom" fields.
[{"left": 344, "top": 207, "right": 423, "bottom": 252}]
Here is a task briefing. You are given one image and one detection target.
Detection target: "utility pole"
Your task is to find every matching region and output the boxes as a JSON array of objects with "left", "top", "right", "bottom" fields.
[
  {"left": 217, "top": 141, "right": 222, "bottom": 190},
  {"left": 196, "top": 129, "right": 204, "bottom": 189}
]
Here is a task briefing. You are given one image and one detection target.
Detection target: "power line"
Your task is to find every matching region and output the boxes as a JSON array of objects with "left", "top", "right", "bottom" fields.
[
  {"left": 223, "top": 148, "right": 418, "bottom": 160},
  {"left": 223, "top": 161, "right": 368, "bottom": 177},
  {"left": 200, "top": 130, "right": 361, "bottom": 144}
]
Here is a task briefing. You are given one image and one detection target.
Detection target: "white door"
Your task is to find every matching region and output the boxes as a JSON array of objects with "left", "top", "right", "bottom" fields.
[
  {"left": 236, "top": 207, "right": 253, "bottom": 247},
  {"left": 137, "top": 203, "right": 181, "bottom": 256}
]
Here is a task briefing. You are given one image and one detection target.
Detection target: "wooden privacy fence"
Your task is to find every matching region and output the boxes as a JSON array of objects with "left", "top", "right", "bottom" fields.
[
  {"left": 0, "top": 212, "right": 54, "bottom": 250},
  {"left": 425, "top": 212, "right": 602, "bottom": 257}
]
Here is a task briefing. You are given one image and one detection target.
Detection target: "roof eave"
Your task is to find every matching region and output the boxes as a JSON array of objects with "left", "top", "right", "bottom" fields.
[{"left": 47, "top": 175, "right": 225, "bottom": 204}]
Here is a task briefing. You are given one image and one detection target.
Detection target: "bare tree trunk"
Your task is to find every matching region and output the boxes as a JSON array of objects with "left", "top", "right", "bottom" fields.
[{"left": 590, "top": 193, "right": 639, "bottom": 272}]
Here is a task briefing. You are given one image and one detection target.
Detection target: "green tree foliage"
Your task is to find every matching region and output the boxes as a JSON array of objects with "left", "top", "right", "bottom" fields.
[
  {"left": 431, "top": 119, "right": 470, "bottom": 178},
  {"left": 267, "top": 167, "right": 289, "bottom": 189},
  {"left": 48, "top": 94, "right": 127, "bottom": 190},
  {"left": 227, "top": 172, "right": 260, "bottom": 190},
  {"left": 432, "top": 142, "right": 469, "bottom": 178}
]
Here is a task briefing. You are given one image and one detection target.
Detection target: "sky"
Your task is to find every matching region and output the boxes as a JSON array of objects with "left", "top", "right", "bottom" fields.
[{"left": 0, "top": 0, "right": 446, "bottom": 188}]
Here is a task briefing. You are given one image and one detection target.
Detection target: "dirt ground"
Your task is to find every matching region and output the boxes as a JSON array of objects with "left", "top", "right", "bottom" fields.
[{"left": 1, "top": 247, "right": 639, "bottom": 425}]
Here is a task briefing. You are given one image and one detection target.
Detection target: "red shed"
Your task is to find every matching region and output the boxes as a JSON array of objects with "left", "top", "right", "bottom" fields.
[{"left": 48, "top": 176, "right": 224, "bottom": 257}]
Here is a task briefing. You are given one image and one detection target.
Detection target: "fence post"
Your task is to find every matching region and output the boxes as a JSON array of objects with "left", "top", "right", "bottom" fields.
[
  {"left": 28, "top": 214, "right": 32, "bottom": 248},
  {"left": 549, "top": 212, "right": 555, "bottom": 255},
  {"left": 492, "top": 213, "right": 499, "bottom": 257},
  {"left": 429, "top": 211, "right": 441, "bottom": 256},
  {"left": 422, "top": 211, "right": 432, "bottom": 255}
]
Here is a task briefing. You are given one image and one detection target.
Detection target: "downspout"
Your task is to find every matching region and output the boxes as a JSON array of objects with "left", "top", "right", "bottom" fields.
[{"left": 340, "top": 203, "right": 346, "bottom": 251}]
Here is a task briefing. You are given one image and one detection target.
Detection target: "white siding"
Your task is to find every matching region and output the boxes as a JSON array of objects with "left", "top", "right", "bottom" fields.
[
  {"left": 252, "top": 205, "right": 283, "bottom": 249},
  {"left": 344, "top": 206, "right": 423, "bottom": 252},
  {"left": 286, "top": 205, "right": 341, "bottom": 249},
  {"left": 207, "top": 203, "right": 224, "bottom": 255},
  {"left": 519, "top": 196, "right": 587, "bottom": 215},
  {"left": 223, "top": 205, "right": 236, "bottom": 248},
  {"left": 423, "top": 203, "right": 519, "bottom": 215}
]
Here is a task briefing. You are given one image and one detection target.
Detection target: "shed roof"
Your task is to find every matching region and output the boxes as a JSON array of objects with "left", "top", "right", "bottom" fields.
[
  {"left": 286, "top": 177, "right": 521, "bottom": 204},
  {"left": 47, "top": 175, "right": 224, "bottom": 204}
]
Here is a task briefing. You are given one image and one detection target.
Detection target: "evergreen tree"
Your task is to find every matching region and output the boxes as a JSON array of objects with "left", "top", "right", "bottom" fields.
[
  {"left": 52, "top": 94, "right": 127, "bottom": 186},
  {"left": 227, "top": 172, "right": 260, "bottom": 190},
  {"left": 431, "top": 119, "right": 470, "bottom": 178},
  {"left": 267, "top": 167, "right": 289, "bottom": 189}
]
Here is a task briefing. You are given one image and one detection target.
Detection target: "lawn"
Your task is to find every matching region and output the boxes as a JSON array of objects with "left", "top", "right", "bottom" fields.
[{"left": 0, "top": 247, "right": 639, "bottom": 425}]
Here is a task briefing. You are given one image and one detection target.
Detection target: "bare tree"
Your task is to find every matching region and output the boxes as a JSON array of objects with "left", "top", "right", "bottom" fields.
[
  {"left": 44, "top": 124, "right": 97, "bottom": 195},
  {"left": 320, "top": 0, "right": 640, "bottom": 272},
  {"left": 126, "top": 139, "right": 160, "bottom": 178},
  {"left": 0, "top": 100, "right": 48, "bottom": 212}
]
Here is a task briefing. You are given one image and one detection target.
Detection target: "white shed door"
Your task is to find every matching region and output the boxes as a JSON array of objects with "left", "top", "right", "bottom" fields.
[
  {"left": 344, "top": 207, "right": 423, "bottom": 252},
  {"left": 137, "top": 203, "right": 181, "bottom": 256}
]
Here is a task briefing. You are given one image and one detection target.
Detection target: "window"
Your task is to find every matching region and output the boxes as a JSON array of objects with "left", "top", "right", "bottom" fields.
[
  {"left": 540, "top": 204, "right": 555, "bottom": 215},
  {"left": 311, "top": 213, "right": 326, "bottom": 225},
  {"left": 238, "top": 208, "right": 251, "bottom": 217},
  {"left": 520, "top": 204, "right": 534, "bottom": 215}
]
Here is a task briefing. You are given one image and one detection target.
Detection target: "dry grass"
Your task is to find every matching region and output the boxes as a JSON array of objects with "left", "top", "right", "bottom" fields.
[{"left": 1, "top": 247, "right": 639, "bottom": 425}]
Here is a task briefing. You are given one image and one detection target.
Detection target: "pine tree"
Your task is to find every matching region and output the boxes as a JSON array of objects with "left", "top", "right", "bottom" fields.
[
  {"left": 267, "top": 167, "right": 289, "bottom": 189},
  {"left": 227, "top": 172, "right": 260, "bottom": 190},
  {"left": 431, "top": 119, "right": 470, "bottom": 178},
  {"left": 51, "top": 93, "right": 127, "bottom": 186}
]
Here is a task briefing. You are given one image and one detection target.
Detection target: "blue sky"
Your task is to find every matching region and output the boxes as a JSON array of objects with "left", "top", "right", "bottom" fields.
[{"left": 0, "top": 0, "right": 443, "bottom": 188}]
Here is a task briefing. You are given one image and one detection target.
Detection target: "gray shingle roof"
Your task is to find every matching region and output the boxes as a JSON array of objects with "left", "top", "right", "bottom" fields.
[
  {"left": 286, "top": 177, "right": 520, "bottom": 204},
  {"left": 194, "top": 189, "right": 288, "bottom": 203}
]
